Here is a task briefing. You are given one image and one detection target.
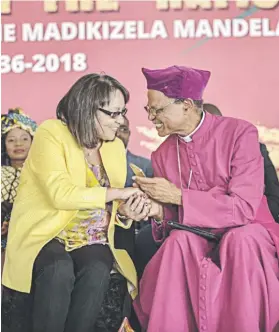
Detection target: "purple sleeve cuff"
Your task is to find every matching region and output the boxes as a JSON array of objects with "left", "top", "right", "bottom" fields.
[{"left": 151, "top": 203, "right": 178, "bottom": 243}]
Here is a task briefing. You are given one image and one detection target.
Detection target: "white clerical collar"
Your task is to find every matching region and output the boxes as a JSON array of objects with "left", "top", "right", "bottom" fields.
[{"left": 179, "top": 111, "right": 205, "bottom": 143}]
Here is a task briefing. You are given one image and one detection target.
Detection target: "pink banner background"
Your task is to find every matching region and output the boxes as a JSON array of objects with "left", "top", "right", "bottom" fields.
[{"left": 2, "top": 1, "right": 279, "bottom": 172}]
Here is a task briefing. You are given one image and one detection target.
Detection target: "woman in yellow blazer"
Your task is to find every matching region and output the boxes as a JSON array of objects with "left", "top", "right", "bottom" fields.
[{"left": 2, "top": 74, "right": 150, "bottom": 332}]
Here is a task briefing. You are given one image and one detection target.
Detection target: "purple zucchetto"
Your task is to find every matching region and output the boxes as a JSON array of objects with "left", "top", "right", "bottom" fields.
[{"left": 142, "top": 65, "right": 211, "bottom": 100}]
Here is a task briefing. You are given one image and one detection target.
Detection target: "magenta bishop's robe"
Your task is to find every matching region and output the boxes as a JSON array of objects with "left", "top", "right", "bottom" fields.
[{"left": 134, "top": 112, "right": 279, "bottom": 332}]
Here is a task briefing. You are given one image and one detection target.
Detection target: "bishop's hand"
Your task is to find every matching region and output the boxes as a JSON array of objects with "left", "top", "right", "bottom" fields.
[{"left": 133, "top": 176, "right": 182, "bottom": 205}]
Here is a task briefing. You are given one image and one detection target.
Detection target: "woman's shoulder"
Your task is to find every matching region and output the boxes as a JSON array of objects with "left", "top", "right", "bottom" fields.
[
  {"left": 35, "top": 119, "right": 74, "bottom": 143},
  {"left": 38, "top": 119, "right": 67, "bottom": 133}
]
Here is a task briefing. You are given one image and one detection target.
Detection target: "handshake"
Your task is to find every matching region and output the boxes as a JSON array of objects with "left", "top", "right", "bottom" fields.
[{"left": 112, "top": 165, "right": 181, "bottom": 222}]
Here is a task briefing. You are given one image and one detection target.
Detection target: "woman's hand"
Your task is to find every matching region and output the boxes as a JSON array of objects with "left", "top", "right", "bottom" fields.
[
  {"left": 133, "top": 176, "right": 182, "bottom": 205},
  {"left": 118, "top": 194, "right": 151, "bottom": 221},
  {"left": 106, "top": 187, "right": 143, "bottom": 202},
  {"left": 118, "top": 187, "right": 144, "bottom": 201},
  {"left": 148, "top": 199, "right": 164, "bottom": 220}
]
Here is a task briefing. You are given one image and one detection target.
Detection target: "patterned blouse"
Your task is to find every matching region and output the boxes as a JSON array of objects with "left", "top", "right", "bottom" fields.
[{"left": 56, "top": 164, "right": 111, "bottom": 252}]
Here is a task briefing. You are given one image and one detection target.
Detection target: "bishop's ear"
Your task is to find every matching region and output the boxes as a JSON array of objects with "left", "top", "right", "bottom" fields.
[{"left": 182, "top": 98, "right": 194, "bottom": 111}]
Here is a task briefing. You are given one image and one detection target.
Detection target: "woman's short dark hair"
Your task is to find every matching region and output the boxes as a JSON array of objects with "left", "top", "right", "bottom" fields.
[{"left": 56, "top": 73, "right": 130, "bottom": 149}]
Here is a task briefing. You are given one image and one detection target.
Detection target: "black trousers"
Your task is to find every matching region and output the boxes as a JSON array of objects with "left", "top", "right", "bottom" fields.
[
  {"left": 32, "top": 239, "right": 113, "bottom": 332},
  {"left": 134, "top": 225, "right": 160, "bottom": 279}
]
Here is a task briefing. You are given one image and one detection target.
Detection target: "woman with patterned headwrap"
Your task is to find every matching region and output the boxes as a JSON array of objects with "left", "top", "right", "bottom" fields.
[{"left": 1, "top": 108, "right": 37, "bottom": 253}]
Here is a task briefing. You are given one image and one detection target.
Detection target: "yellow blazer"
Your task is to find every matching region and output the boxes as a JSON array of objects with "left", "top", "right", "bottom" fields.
[{"left": 2, "top": 119, "right": 138, "bottom": 299}]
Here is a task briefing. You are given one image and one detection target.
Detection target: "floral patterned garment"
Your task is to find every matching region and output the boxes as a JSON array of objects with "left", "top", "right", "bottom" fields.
[{"left": 56, "top": 164, "right": 111, "bottom": 251}]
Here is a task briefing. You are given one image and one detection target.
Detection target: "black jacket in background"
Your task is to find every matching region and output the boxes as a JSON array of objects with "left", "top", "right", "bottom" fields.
[
  {"left": 114, "top": 151, "right": 154, "bottom": 262},
  {"left": 260, "top": 143, "right": 279, "bottom": 223}
]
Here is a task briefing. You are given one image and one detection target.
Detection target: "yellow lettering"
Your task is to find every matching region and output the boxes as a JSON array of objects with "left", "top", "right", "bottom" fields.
[
  {"left": 44, "top": 0, "right": 58, "bottom": 12},
  {"left": 253, "top": 0, "right": 279, "bottom": 8},
  {"left": 65, "top": 0, "right": 79, "bottom": 11},
  {"left": 186, "top": 0, "right": 212, "bottom": 9},
  {"left": 156, "top": 0, "right": 183, "bottom": 10},
  {"left": 170, "top": 0, "right": 183, "bottom": 9},
  {"left": 236, "top": 0, "right": 250, "bottom": 8},
  {"left": 65, "top": 0, "right": 94, "bottom": 12},
  {"left": 157, "top": 0, "right": 223, "bottom": 9},
  {"left": 44, "top": 0, "right": 113, "bottom": 12},
  {"left": 3, "top": 0, "right": 278, "bottom": 15},
  {"left": 214, "top": 0, "right": 228, "bottom": 9},
  {"left": 64, "top": 0, "right": 94, "bottom": 11},
  {"left": 80, "top": 0, "right": 94, "bottom": 11},
  {"left": 95, "top": 0, "right": 119, "bottom": 11},
  {"left": 235, "top": 0, "right": 279, "bottom": 9},
  {"left": 1, "top": 0, "right": 11, "bottom": 14}
]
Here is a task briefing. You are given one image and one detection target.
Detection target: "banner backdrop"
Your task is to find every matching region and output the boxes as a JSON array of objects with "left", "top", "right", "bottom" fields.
[{"left": 1, "top": 1, "right": 279, "bottom": 173}]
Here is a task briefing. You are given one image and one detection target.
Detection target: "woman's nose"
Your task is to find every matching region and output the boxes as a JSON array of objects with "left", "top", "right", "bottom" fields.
[{"left": 15, "top": 140, "right": 23, "bottom": 146}]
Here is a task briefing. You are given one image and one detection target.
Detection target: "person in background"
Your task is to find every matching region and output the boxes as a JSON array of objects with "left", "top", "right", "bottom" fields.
[
  {"left": 204, "top": 103, "right": 279, "bottom": 223},
  {"left": 2, "top": 74, "right": 150, "bottom": 332},
  {"left": 133, "top": 65, "right": 279, "bottom": 332},
  {"left": 116, "top": 115, "right": 154, "bottom": 188},
  {"left": 116, "top": 115, "right": 154, "bottom": 290},
  {"left": 116, "top": 115, "right": 153, "bottom": 231},
  {"left": 1, "top": 108, "right": 38, "bottom": 272}
]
